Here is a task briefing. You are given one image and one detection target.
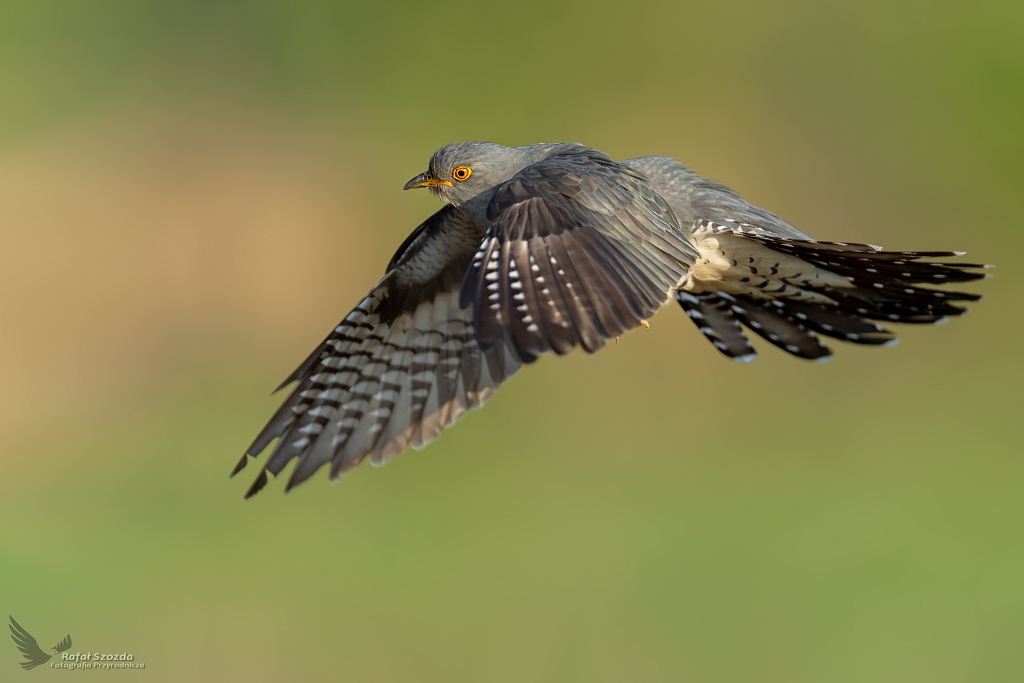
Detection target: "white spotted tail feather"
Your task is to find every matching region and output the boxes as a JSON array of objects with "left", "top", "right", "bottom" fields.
[
  {"left": 675, "top": 291, "right": 758, "bottom": 362},
  {"left": 679, "top": 220, "right": 988, "bottom": 361}
]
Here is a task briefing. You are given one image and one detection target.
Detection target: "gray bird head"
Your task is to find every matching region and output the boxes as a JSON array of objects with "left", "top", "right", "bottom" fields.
[{"left": 404, "top": 142, "right": 551, "bottom": 206}]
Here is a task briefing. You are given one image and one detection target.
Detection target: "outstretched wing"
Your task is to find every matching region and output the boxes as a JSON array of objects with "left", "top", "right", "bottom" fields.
[
  {"left": 53, "top": 634, "right": 72, "bottom": 653},
  {"left": 235, "top": 205, "right": 522, "bottom": 497},
  {"left": 9, "top": 616, "right": 51, "bottom": 670},
  {"left": 461, "top": 147, "right": 699, "bottom": 361}
]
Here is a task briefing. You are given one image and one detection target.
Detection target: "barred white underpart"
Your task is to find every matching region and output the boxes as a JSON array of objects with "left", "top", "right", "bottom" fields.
[{"left": 681, "top": 220, "right": 852, "bottom": 302}]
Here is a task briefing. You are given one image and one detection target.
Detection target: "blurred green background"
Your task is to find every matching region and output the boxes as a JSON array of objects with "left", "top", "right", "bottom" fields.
[{"left": 1, "top": 1, "right": 1022, "bottom": 680}]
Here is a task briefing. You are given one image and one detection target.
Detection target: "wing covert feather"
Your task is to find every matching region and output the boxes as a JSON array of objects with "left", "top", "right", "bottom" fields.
[{"left": 461, "top": 147, "right": 698, "bottom": 360}]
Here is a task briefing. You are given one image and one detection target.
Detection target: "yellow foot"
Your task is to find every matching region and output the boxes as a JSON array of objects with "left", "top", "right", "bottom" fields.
[
  {"left": 640, "top": 320, "right": 650, "bottom": 330},
  {"left": 615, "top": 336, "right": 620, "bottom": 344}
]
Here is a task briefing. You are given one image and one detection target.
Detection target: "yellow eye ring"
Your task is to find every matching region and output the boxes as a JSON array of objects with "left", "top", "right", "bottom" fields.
[{"left": 452, "top": 165, "right": 472, "bottom": 181}]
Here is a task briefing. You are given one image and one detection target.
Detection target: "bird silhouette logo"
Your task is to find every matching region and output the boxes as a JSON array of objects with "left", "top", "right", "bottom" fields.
[{"left": 9, "top": 616, "right": 72, "bottom": 671}]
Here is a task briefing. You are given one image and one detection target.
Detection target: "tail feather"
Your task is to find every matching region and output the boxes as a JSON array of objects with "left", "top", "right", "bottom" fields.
[
  {"left": 681, "top": 220, "right": 988, "bottom": 361},
  {"left": 773, "top": 299, "right": 894, "bottom": 344},
  {"left": 750, "top": 235, "right": 986, "bottom": 300},
  {"left": 675, "top": 291, "right": 756, "bottom": 361},
  {"left": 729, "top": 298, "right": 833, "bottom": 361},
  {"left": 812, "top": 287, "right": 969, "bottom": 324}
]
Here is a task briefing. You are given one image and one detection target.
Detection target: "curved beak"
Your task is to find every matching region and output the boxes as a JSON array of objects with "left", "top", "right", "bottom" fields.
[{"left": 403, "top": 172, "right": 453, "bottom": 190}]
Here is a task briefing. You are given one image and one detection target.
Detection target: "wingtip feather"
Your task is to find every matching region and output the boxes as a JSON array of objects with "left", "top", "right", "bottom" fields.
[
  {"left": 272, "top": 377, "right": 295, "bottom": 395},
  {"left": 229, "top": 453, "right": 250, "bottom": 477},
  {"left": 244, "top": 470, "right": 269, "bottom": 499}
]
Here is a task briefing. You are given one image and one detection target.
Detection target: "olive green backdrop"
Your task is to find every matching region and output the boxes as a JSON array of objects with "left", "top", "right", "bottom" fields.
[{"left": 2, "top": 1, "right": 1022, "bottom": 680}]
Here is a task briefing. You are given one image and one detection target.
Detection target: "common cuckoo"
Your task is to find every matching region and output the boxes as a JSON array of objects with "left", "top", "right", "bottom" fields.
[{"left": 234, "top": 142, "right": 987, "bottom": 497}]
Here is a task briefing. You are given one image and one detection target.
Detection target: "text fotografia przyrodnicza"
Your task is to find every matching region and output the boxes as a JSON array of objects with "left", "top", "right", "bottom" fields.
[{"left": 51, "top": 652, "right": 145, "bottom": 670}]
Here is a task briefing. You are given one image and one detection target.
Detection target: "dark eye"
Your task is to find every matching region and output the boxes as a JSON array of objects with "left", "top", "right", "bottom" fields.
[{"left": 452, "top": 165, "right": 472, "bottom": 181}]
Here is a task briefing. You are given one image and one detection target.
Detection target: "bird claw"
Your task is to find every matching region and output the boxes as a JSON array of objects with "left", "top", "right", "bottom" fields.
[{"left": 640, "top": 320, "right": 650, "bottom": 330}]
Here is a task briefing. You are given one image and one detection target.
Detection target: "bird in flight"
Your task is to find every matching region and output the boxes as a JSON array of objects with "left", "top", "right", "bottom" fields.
[
  {"left": 234, "top": 142, "right": 987, "bottom": 497},
  {"left": 9, "top": 616, "right": 72, "bottom": 670}
]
